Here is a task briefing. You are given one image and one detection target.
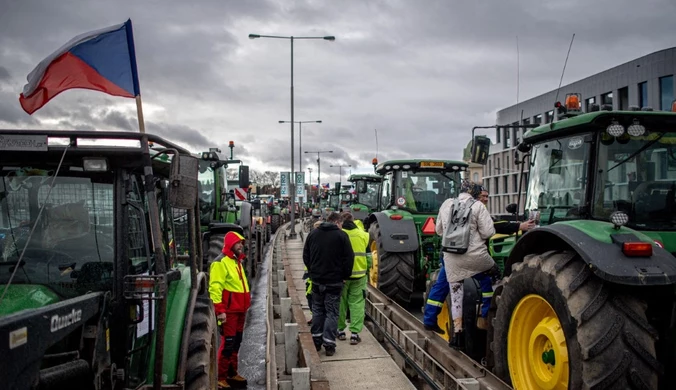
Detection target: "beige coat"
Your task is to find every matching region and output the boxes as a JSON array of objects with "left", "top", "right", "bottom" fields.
[{"left": 436, "top": 193, "right": 495, "bottom": 283}]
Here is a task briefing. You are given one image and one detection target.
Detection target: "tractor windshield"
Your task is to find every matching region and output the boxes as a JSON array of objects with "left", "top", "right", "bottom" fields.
[
  {"left": 357, "top": 181, "right": 381, "bottom": 210},
  {"left": 0, "top": 168, "right": 114, "bottom": 299},
  {"left": 594, "top": 131, "right": 676, "bottom": 230},
  {"left": 198, "top": 161, "right": 216, "bottom": 224},
  {"left": 524, "top": 134, "right": 592, "bottom": 224},
  {"left": 394, "top": 171, "right": 458, "bottom": 213}
]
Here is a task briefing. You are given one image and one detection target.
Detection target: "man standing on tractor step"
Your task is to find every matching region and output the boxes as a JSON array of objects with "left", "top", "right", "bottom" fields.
[
  {"left": 209, "top": 231, "right": 251, "bottom": 390},
  {"left": 337, "top": 212, "right": 370, "bottom": 344},
  {"left": 303, "top": 212, "right": 354, "bottom": 356}
]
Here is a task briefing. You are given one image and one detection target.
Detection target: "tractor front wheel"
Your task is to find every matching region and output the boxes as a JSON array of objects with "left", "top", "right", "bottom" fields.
[
  {"left": 492, "top": 250, "right": 660, "bottom": 390},
  {"left": 185, "top": 293, "right": 218, "bottom": 390},
  {"left": 206, "top": 233, "right": 225, "bottom": 271},
  {"left": 368, "top": 223, "right": 415, "bottom": 304}
]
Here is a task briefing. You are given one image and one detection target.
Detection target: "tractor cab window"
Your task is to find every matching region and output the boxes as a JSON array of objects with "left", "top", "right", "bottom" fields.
[
  {"left": 524, "top": 134, "right": 591, "bottom": 224},
  {"left": 381, "top": 173, "right": 392, "bottom": 208},
  {"left": 595, "top": 130, "right": 676, "bottom": 230},
  {"left": 358, "top": 181, "right": 381, "bottom": 211},
  {"left": 329, "top": 193, "right": 339, "bottom": 209},
  {"left": 393, "top": 171, "right": 458, "bottom": 213},
  {"left": 0, "top": 168, "right": 114, "bottom": 299},
  {"left": 198, "top": 160, "right": 215, "bottom": 225}
]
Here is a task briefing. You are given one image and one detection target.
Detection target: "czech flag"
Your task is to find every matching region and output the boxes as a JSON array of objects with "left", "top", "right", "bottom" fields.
[{"left": 19, "top": 19, "right": 140, "bottom": 115}]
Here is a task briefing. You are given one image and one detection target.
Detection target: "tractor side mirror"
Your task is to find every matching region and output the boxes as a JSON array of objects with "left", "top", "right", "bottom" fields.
[
  {"left": 548, "top": 149, "right": 563, "bottom": 175},
  {"left": 169, "top": 155, "right": 199, "bottom": 209},
  {"left": 470, "top": 136, "right": 491, "bottom": 165},
  {"left": 239, "top": 165, "right": 250, "bottom": 188},
  {"left": 357, "top": 181, "right": 368, "bottom": 193},
  {"left": 506, "top": 203, "right": 517, "bottom": 214}
]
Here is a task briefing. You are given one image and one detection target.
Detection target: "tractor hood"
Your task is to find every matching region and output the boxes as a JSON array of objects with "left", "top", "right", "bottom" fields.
[{"left": 0, "top": 285, "right": 61, "bottom": 316}]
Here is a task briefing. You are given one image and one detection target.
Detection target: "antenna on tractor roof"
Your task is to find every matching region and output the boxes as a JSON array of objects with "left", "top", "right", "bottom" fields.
[
  {"left": 552, "top": 33, "right": 576, "bottom": 130},
  {"left": 515, "top": 36, "right": 520, "bottom": 124}
]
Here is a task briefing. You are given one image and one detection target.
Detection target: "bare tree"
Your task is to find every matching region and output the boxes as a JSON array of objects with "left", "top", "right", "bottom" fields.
[
  {"left": 226, "top": 168, "right": 238, "bottom": 180},
  {"left": 250, "top": 170, "right": 265, "bottom": 185}
]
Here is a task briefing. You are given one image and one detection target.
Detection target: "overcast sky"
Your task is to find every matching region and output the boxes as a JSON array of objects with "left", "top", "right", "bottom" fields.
[{"left": 1, "top": 0, "right": 675, "bottom": 184}]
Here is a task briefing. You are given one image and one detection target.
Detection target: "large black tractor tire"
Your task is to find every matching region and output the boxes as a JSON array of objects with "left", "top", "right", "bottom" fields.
[
  {"left": 492, "top": 250, "right": 660, "bottom": 390},
  {"left": 185, "top": 293, "right": 218, "bottom": 390},
  {"left": 206, "top": 233, "right": 225, "bottom": 272},
  {"left": 266, "top": 223, "right": 271, "bottom": 243},
  {"left": 271, "top": 214, "right": 281, "bottom": 234},
  {"left": 369, "top": 223, "right": 415, "bottom": 304},
  {"left": 245, "top": 231, "right": 257, "bottom": 279}
]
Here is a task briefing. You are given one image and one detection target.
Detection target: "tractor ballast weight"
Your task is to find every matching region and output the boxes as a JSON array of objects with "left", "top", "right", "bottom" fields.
[{"left": 365, "top": 211, "right": 419, "bottom": 252}]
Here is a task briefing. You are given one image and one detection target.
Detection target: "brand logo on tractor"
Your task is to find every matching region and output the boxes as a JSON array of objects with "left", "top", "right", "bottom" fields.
[
  {"left": 50, "top": 309, "right": 83, "bottom": 332},
  {"left": 568, "top": 136, "right": 583, "bottom": 149}
]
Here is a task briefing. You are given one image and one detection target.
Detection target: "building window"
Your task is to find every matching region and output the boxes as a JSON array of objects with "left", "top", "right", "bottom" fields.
[
  {"left": 494, "top": 177, "right": 499, "bottom": 193},
  {"left": 534, "top": 114, "right": 542, "bottom": 124},
  {"left": 504, "top": 127, "right": 511, "bottom": 148},
  {"left": 513, "top": 174, "right": 518, "bottom": 193},
  {"left": 638, "top": 81, "right": 648, "bottom": 108},
  {"left": 585, "top": 97, "right": 596, "bottom": 112},
  {"left": 496, "top": 127, "right": 501, "bottom": 143},
  {"left": 473, "top": 172, "right": 479, "bottom": 182},
  {"left": 545, "top": 110, "right": 554, "bottom": 123},
  {"left": 618, "top": 87, "right": 629, "bottom": 110},
  {"left": 484, "top": 179, "right": 489, "bottom": 192},
  {"left": 601, "top": 92, "right": 613, "bottom": 107},
  {"left": 488, "top": 160, "right": 491, "bottom": 176},
  {"left": 660, "top": 75, "right": 674, "bottom": 111},
  {"left": 505, "top": 155, "right": 509, "bottom": 171},
  {"left": 503, "top": 176, "right": 509, "bottom": 194}
]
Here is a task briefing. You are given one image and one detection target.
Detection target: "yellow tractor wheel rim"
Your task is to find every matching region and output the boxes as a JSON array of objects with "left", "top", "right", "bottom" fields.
[
  {"left": 369, "top": 241, "right": 379, "bottom": 287},
  {"left": 508, "top": 294, "right": 569, "bottom": 390}
]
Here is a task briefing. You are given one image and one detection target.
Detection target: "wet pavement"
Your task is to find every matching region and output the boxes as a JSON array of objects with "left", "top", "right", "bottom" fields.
[{"left": 238, "top": 236, "right": 273, "bottom": 390}]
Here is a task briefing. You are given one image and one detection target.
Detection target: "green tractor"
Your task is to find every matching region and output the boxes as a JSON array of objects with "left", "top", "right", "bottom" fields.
[
  {"left": 0, "top": 130, "right": 217, "bottom": 390},
  {"left": 365, "top": 159, "right": 465, "bottom": 304},
  {"left": 346, "top": 173, "right": 383, "bottom": 222},
  {"left": 451, "top": 95, "right": 676, "bottom": 389},
  {"left": 259, "top": 194, "right": 282, "bottom": 234}
]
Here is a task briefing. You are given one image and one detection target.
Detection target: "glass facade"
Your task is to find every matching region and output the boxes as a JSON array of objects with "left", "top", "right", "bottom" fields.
[
  {"left": 533, "top": 114, "right": 542, "bottom": 124},
  {"left": 659, "top": 75, "right": 673, "bottom": 111},
  {"left": 601, "top": 92, "right": 613, "bottom": 106},
  {"left": 638, "top": 81, "right": 648, "bottom": 108},
  {"left": 585, "top": 97, "right": 596, "bottom": 112}
]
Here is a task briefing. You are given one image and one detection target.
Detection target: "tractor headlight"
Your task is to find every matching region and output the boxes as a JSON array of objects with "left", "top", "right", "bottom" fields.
[
  {"left": 606, "top": 120, "right": 625, "bottom": 137},
  {"left": 610, "top": 211, "right": 629, "bottom": 229},
  {"left": 83, "top": 157, "right": 108, "bottom": 172},
  {"left": 627, "top": 119, "right": 646, "bottom": 137}
]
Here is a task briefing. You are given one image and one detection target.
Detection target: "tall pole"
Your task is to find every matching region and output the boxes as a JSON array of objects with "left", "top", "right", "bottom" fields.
[
  {"left": 308, "top": 167, "right": 313, "bottom": 202},
  {"left": 317, "top": 153, "right": 321, "bottom": 189},
  {"left": 299, "top": 122, "right": 302, "bottom": 176},
  {"left": 289, "top": 37, "right": 296, "bottom": 238}
]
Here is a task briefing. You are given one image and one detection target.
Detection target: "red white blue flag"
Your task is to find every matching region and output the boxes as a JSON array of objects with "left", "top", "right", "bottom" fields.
[{"left": 19, "top": 19, "right": 140, "bottom": 115}]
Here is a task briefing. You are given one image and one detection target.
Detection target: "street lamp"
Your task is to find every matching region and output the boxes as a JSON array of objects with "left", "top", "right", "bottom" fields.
[
  {"left": 305, "top": 150, "right": 333, "bottom": 191},
  {"left": 249, "top": 33, "right": 335, "bottom": 239},
  {"left": 278, "top": 120, "right": 322, "bottom": 177},
  {"left": 307, "top": 167, "right": 313, "bottom": 202},
  {"left": 330, "top": 164, "right": 352, "bottom": 185}
]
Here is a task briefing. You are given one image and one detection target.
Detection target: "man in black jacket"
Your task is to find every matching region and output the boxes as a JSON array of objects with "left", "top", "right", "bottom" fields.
[{"left": 303, "top": 212, "right": 354, "bottom": 356}]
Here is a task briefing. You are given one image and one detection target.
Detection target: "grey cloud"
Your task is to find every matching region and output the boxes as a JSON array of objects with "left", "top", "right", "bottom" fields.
[{"left": 0, "top": 66, "right": 10, "bottom": 81}]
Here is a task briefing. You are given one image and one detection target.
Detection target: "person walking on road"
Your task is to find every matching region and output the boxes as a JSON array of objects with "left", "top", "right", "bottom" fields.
[
  {"left": 337, "top": 212, "right": 370, "bottom": 345},
  {"left": 303, "top": 212, "right": 354, "bottom": 356},
  {"left": 209, "top": 231, "right": 251, "bottom": 389}
]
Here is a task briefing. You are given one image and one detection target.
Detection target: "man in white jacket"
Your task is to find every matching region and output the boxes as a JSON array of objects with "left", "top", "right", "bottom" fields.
[{"left": 435, "top": 180, "right": 495, "bottom": 346}]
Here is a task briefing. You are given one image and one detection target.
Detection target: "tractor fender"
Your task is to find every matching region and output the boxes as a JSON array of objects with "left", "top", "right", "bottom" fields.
[
  {"left": 506, "top": 224, "right": 676, "bottom": 286},
  {"left": 207, "top": 223, "right": 244, "bottom": 236},
  {"left": 349, "top": 206, "right": 369, "bottom": 222},
  {"left": 239, "top": 202, "right": 252, "bottom": 229},
  {"left": 368, "top": 212, "right": 419, "bottom": 253}
]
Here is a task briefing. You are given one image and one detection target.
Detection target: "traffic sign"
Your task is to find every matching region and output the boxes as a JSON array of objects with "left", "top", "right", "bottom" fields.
[{"left": 234, "top": 187, "right": 247, "bottom": 201}]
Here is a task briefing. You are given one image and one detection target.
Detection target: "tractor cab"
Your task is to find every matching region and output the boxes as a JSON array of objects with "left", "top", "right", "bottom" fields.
[{"left": 347, "top": 173, "right": 383, "bottom": 221}]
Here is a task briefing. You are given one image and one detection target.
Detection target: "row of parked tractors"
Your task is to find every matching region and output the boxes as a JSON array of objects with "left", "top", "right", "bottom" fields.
[{"left": 325, "top": 96, "right": 676, "bottom": 389}]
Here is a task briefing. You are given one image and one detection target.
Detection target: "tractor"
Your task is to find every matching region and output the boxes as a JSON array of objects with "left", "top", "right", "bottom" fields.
[
  {"left": 433, "top": 94, "right": 676, "bottom": 389},
  {"left": 346, "top": 173, "right": 383, "bottom": 222},
  {"left": 365, "top": 159, "right": 466, "bottom": 304},
  {"left": 0, "top": 130, "right": 217, "bottom": 390},
  {"left": 258, "top": 194, "right": 282, "bottom": 234}
]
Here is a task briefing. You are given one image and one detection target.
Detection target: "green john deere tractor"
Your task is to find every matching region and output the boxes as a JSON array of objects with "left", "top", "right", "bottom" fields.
[
  {"left": 365, "top": 159, "right": 465, "bottom": 304},
  {"left": 0, "top": 130, "right": 217, "bottom": 390},
  {"left": 458, "top": 95, "right": 676, "bottom": 389},
  {"left": 346, "top": 173, "right": 383, "bottom": 222}
]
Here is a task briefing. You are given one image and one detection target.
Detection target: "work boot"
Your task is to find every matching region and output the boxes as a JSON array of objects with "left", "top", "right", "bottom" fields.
[
  {"left": 424, "top": 323, "right": 445, "bottom": 335},
  {"left": 350, "top": 333, "right": 361, "bottom": 345},
  {"left": 325, "top": 345, "right": 336, "bottom": 356},
  {"left": 226, "top": 373, "right": 248, "bottom": 389},
  {"left": 449, "top": 331, "right": 465, "bottom": 350},
  {"left": 476, "top": 316, "right": 489, "bottom": 330},
  {"left": 218, "top": 380, "right": 231, "bottom": 389}
]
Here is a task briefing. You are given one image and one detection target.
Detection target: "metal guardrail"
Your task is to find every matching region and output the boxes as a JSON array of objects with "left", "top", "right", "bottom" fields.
[{"left": 366, "top": 286, "right": 513, "bottom": 390}]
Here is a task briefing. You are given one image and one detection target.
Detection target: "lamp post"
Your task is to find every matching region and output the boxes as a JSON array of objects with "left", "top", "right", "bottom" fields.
[
  {"left": 278, "top": 120, "right": 322, "bottom": 178},
  {"left": 307, "top": 167, "right": 313, "bottom": 202},
  {"left": 330, "top": 164, "right": 352, "bottom": 185},
  {"left": 305, "top": 150, "right": 333, "bottom": 191},
  {"left": 249, "top": 33, "right": 335, "bottom": 239}
]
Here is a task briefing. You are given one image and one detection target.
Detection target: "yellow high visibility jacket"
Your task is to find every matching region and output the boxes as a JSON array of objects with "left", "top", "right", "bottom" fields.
[
  {"left": 343, "top": 226, "right": 370, "bottom": 279},
  {"left": 209, "top": 255, "right": 250, "bottom": 314},
  {"left": 355, "top": 219, "right": 366, "bottom": 232}
]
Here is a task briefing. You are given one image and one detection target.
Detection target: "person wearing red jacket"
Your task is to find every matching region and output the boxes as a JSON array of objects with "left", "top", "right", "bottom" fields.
[{"left": 209, "top": 231, "right": 251, "bottom": 389}]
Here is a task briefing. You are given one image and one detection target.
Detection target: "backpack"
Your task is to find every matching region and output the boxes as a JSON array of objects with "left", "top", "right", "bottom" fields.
[{"left": 441, "top": 197, "right": 476, "bottom": 254}]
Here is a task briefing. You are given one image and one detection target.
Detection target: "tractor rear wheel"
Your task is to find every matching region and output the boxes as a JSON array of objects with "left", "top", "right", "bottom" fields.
[
  {"left": 185, "top": 293, "right": 218, "bottom": 390},
  {"left": 492, "top": 250, "right": 660, "bottom": 390},
  {"left": 245, "top": 231, "right": 256, "bottom": 279},
  {"left": 368, "top": 223, "right": 415, "bottom": 304},
  {"left": 271, "top": 214, "right": 281, "bottom": 234},
  {"left": 206, "top": 233, "right": 225, "bottom": 271}
]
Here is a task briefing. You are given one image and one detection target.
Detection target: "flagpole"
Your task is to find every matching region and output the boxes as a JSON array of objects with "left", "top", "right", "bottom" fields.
[{"left": 125, "top": 19, "right": 145, "bottom": 133}]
